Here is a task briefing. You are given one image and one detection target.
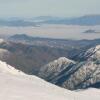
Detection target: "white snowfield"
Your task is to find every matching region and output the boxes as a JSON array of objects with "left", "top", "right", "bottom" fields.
[
  {"left": 0, "top": 60, "right": 25, "bottom": 75},
  {"left": 0, "top": 60, "right": 100, "bottom": 100}
]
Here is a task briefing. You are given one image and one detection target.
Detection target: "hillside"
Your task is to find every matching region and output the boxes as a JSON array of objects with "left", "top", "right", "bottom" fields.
[{"left": 1, "top": 36, "right": 100, "bottom": 75}]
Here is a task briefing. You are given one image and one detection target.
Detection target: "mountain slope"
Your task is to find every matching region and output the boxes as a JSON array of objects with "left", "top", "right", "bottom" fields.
[
  {"left": 0, "top": 60, "right": 25, "bottom": 75},
  {"left": 0, "top": 60, "right": 100, "bottom": 100},
  {"left": 38, "top": 57, "right": 75, "bottom": 81},
  {"left": 0, "top": 39, "right": 70, "bottom": 75},
  {"left": 38, "top": 45, "right": 100, "bottom": 90},
  {"left": 61, "top": 45, "right": 100, "bottom": 89}
]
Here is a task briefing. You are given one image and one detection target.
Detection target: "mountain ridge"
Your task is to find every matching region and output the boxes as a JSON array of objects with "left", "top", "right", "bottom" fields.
[
  {"left": 0, "top": 15, "right": 100, "bottom": 26},
  {"left": 38, "top": 45, "right": 100, "bottom": 90}
]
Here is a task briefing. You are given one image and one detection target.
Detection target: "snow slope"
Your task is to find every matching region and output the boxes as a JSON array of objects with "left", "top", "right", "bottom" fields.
[
  {"left": 0, "top": 60, "right": 25, "bottom": 75},
  {"left": 0, "top": 60, "right": 100, "bottom": 100}
]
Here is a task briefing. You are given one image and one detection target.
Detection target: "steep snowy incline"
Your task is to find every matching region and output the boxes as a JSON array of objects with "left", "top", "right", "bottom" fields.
[
  {"left": 0, "top": 60, "right": 100, "bottom": 100},
  {"left": 0, "top": 68, "right": 99, "bottom": 100},
  {"left": 0, "top": 60, "right": 25, "bottom": 75}
]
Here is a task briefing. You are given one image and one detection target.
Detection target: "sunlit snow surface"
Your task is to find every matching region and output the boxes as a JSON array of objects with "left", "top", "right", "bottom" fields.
[{"left": 0, "top": 60, "right": 100, "bottom": 100}]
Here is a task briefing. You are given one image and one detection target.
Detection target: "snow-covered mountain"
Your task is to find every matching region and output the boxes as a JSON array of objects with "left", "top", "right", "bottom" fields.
[
  {"left": 38, "top": 57, "right": 75, "bottom": 82},
  {"left": 38, "top": 45, "right": 100, "bottom": 90},
  {"left": 63, "top": 45, "right": 100, "bottom": 89},
  {"left": 0, "top": 60, "right": 100, "bottom": 100},
  {"left": 83, "top": 45, "right": 100, "bottom": 60}
]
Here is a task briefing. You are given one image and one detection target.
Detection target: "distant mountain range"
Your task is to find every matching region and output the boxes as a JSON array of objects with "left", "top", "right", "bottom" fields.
[
  {"left": 41, "top": 15, "right": 100, "bottom": 25},
  {"left": 0, "top": 19, "right": 36, "bottom": 27},
  {"left": 0, "top": 15, "right": 100, "bottom": 26},
  {"left": 8, "top": 34, "right": 100, "bottom": 49}
]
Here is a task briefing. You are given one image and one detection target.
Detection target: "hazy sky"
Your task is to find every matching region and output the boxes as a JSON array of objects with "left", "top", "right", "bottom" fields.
[{"left": 0, "top": 0, "right": 100, "bottom": 18}]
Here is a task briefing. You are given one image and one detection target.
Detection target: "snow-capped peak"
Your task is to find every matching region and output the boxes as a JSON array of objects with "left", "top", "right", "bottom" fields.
[
  {"left": 84, "top": 45, "right": 100, "bottom": 59},
  {"left": 0, "top": 60, "right": 25, "bottom": 75},
  {"left": 53, "top": 57, "right": 75, "bottom": 64},
  {"left": 40, "top": 57, "right": 75, "bottom": 72},
  {"left": 38, "top": 57, "right": 75, "bottom": 80}
]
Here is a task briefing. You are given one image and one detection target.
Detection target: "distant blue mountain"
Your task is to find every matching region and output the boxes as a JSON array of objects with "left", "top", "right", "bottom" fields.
[
  {"left": 42, "top": 15, "right": 100, "bottom": 25},
  {"left": 0, "top": 15, "right": 100, "bottom": 26},
  {"left": 0, "top": 19, "right": 36, "bottom": 27}
]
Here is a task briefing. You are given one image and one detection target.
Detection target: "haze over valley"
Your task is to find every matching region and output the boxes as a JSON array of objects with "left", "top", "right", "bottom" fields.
[
  {"left": 1, "top": 25, "right": 100, "bottom": 40},
  {"left": 0, "top": 15, "right": 100, "bottom": 40}
]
